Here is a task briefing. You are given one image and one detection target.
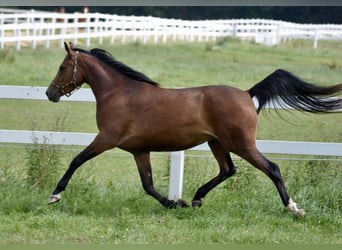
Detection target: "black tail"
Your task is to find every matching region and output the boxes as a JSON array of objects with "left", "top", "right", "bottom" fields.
[{"left": 248, "top": 69, "right": 342, "bottom": 114}]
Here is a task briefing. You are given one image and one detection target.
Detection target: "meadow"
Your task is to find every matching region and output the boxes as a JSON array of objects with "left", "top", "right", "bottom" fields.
[{"left": 0, "top": 38, "right": 341, "bottom": 244}]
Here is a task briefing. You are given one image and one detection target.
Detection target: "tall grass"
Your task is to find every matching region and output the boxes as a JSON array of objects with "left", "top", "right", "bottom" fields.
[
  {"left": 25, "top": 136, "right": 62, "bottom": 189},
  {"left": 0, "top": 48, "right": 15, "bottom": 63},
  {"left": 25, "top": 108, "right": 71, "bottom": 188},
  {"left": 1, "top": 151, "right": 340, "bottom": 243}
]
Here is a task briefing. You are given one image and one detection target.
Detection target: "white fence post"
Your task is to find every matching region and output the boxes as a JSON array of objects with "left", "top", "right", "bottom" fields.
[
  {"left": 0, "top": 13, "right": 4, "bottom": 50},
  {"left": 314, "top": 27, "right": 319, "bottom": 49},
  {"left": 168, "top": 151, "right": 185, "bottom": 200}
]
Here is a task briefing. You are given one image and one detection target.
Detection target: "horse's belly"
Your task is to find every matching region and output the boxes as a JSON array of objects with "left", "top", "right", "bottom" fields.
[{"left": 117, "top": 129, "right": 213, "bottom": 152}]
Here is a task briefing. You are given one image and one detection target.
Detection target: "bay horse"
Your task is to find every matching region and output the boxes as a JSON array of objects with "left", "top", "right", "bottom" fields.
[{"left": 46, "top": 42, "right": 342, "bottom": 217}]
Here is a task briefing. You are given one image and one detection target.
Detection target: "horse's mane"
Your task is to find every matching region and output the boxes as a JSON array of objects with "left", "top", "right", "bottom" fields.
[{"left": 74, "top": 48, "right": 159, "bottom": 86}]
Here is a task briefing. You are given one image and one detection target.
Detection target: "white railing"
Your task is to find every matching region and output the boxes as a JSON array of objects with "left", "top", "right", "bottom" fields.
[
  {"left": 1, "top": 10, "right": 342, "bottom": 50},
  {"left": 1, "top": 85, "right": 341, "bottom": 200}
]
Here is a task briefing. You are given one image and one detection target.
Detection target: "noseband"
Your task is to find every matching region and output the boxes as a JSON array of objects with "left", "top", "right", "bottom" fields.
[{"left": 52, "top": 51, "right": 80, "bottom": 97}]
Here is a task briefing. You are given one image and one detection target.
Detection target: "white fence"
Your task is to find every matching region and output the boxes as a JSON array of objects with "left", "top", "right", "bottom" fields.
[
  {"left": 1, "top": 85, "right": 341, "bottom": 200},
  {"left": 1, "top": 10, "right": 342, "bottom": 50}
]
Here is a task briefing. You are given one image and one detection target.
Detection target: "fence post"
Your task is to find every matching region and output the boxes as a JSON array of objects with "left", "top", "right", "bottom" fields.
[
  {"left": 232, "top": 22, "right": 237, "bottom": 37},
  {"left": 14, "top": 15, "right": 21, "bottom": 51},
  {"left": 168, "top": 151, "right": 185, "bottom": 200},
  {"left": 0, "top": 13, "right": 4, "bottom": 49},
  {"left": 313, "top": 27, "right": 318, "bottom": 49},
  {"left": 60, "top": 16, "right": 68, "bottom": 48},
  {"left": 45, "top": 23, "right": 50, "bottom": 48},
  {"left": 32, "top": 22, "right": 37, "bottom": 49},
  {"left": 110, "top": 16, "right": 116, "bottom": 45},
  {"left": 73, "top": 14, "right": 78, "bottom": 45},
  {"left": 86, "top": 15, "right": 91, "bottom": 47}
]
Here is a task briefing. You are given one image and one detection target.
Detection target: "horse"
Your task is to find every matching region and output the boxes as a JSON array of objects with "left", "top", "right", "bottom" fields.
[{"left": 46, "top": 42, "right": 342, "bottom": 217}]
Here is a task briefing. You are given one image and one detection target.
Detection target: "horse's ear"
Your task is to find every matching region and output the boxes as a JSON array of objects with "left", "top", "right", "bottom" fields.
[
  {"left": 69, "top": 41, "right": 75, "bottom": 50},
  {"left": 64, "top": 41, "right": 71, "bottom": 56}
]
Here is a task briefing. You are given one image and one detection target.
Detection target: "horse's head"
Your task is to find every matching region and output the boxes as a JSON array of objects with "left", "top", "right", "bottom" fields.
[{"left": 46, "top": 42, "right": 84, "bottom": 102}]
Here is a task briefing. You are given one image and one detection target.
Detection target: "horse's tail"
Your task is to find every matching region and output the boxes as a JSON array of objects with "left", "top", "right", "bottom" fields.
[{"left": 248, "top": 69, "right": 342, "bottom": 114}]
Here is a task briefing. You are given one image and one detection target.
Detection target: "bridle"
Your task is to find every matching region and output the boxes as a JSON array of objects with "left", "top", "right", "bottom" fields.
[{"left": 51, "top": 51, "right": 80, "bottom": 97}]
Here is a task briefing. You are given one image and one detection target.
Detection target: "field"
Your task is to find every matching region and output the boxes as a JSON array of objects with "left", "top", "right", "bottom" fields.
[{"left": 0, "top": 38, "right": 341, "bottom": 244}]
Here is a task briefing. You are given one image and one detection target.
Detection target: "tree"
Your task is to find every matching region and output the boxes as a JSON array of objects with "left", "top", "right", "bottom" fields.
[{"left": 13, "top": 6, "right": 342, "bottom": 24}]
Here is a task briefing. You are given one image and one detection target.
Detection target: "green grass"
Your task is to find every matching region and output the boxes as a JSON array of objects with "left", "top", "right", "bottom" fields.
[
  {"left": 0, "top": 38, "right": 341, "bottom": 244},
  {"left": 0, "top": 148, "right": 341, "bottom": 244}
]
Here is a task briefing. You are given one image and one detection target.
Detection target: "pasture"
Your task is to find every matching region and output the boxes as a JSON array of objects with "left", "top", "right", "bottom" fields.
[{"left": 0, "top": 38, "right": 341, "bottom": 244}]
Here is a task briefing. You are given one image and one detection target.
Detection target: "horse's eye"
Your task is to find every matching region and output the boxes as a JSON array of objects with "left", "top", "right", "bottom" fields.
[{"left": 59, "top": 66, "right": 66, "bottom": 71}]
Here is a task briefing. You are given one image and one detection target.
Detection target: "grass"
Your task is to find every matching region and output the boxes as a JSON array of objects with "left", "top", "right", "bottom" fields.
[
  {"left": 0, "top": 148, "right": 340, "bottom": 244},
  {"left": 0, "top": 38, "right": 341, "bottom": 244}
]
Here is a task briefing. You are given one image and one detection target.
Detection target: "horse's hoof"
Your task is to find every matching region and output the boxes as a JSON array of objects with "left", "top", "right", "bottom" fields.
[
  {"left": 166, "top": 200, "right": 178, "bottom": 209},
  {"left": 297, "top": 209, "right": 305, "bottom": 218},
  {"left": 192, "top": 200, "right": 202, "bottom": 208},
  {"left": 286, "top": 198, "right": 305, "bottom": 218},
  {"left": 48, "top": 193, "right": 61, "bottom": 205},
  {"left": 177, "top": 199, "right": 189, "bottom": 208}
]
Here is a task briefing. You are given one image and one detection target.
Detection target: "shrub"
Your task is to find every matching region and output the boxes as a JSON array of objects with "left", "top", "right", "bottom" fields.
[
  {"left": 0, "top": 49, "right": 15, "bottom": 63},
  {"left": 25, "top": 136, "right": 62, "bottom": 189},
  {"left": 25, "top": 109, "right": 69, "bottom": 189}
]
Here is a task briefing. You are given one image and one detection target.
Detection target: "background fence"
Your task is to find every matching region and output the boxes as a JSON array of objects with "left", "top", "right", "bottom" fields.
[
  {"left": 1, "top": 85, "right": 341, "bottom": 200},
  {"left": 1, "top": 9, "right": 342, "bottom": 50}
]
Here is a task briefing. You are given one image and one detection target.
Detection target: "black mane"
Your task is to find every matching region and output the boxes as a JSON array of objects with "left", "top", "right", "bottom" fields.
[{"left": 74, "top": 48, "right": 159, "bottom": 86}]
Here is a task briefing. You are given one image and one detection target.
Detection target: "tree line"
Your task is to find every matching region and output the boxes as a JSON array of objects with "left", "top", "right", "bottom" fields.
[{"left": 15, "top": 6, "right": 342, "bottom": 24}]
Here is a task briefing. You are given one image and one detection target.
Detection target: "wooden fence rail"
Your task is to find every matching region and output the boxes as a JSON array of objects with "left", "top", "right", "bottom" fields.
[{"left": 1, "top": 85, "right": 341, "bottom": 200}]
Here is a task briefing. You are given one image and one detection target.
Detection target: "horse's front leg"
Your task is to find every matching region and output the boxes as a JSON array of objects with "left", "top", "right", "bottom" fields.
[
  {"left": 48, "top": 135, "right": 113, "bottom": 204},
  {"left": 133, "top": 152, "right": 188, "bottom": 209}
]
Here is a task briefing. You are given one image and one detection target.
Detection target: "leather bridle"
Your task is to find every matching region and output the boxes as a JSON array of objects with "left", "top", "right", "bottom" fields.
[{"left": 51, "top": 51, "right": 80, "bottom": 97}]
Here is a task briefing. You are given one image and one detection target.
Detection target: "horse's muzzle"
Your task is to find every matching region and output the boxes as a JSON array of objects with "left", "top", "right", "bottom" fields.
[{"left": 46, "top": 86, "right": 61, "bottom": 103}]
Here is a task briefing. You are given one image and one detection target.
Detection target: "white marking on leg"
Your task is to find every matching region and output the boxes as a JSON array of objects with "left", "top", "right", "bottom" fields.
[
  {"left": 286, "top": 198, "right": 305, "bottom": 218},
  {"left": 287, "top": 198, "right": 299, "bottom": 213},
  {"left": 48, "top": 193, "right": 61, "bottom": 204}
]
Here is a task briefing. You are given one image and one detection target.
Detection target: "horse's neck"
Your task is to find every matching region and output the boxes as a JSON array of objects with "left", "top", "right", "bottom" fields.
[
  {"left": 82, "top": 56, "right": 153, "bottom": 104},
  {"left": 83, "top": 60, "right": 121, "bottom": 102}
]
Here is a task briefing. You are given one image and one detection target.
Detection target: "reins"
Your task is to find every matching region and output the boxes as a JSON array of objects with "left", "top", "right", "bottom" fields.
[{"left": 52, "top": 51, "right": 80, "bottom": 97}]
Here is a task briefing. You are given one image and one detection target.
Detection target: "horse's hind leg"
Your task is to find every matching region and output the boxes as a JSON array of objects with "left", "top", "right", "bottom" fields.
[
  {"left": 238, "top": 148, "right": 305, "bottom": 218},
  {"left": 192, "top": 139, "right": 236, "bottom": 207},
  {"left": 133, "top": 152, "right": 188, "bottom": 209}
]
